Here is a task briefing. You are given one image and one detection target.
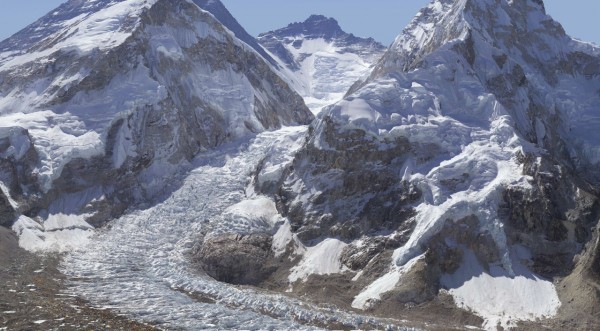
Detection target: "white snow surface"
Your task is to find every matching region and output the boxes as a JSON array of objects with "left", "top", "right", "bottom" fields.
[
  {"left": 272, "top": 219, "right": 294, "bottom": 257},
  {"left": 382, "top": 0, "right": 600, "bottom": 167},
  {"left": 60, "top": 127, "right": 415, "bottom": 330},
  {"left": 265, "top": 37, "right": 384, "bottom": 114},
  {"left": 0, "top": 127, "right": 31, "bottom": 161},
  {"left": 0, "top": 111, "right": 103, "bottom": 192},
  {"left": 0, "top": 0, "right": 158, "bottom": 69},
  {"left": 288, "top": 238, "right": 348, "bottom": 283},
  {"left": 441, "top": 250, "right": 561, "bottom": 330},
  {"left": 0, "top": 181, "right": 18, "bottom": 210},
  {"left": 12, "top": 215, "right": 94, "bottom": 253},
  {"left": 223, "top": 197, "right": 278, "bottom": 223}
]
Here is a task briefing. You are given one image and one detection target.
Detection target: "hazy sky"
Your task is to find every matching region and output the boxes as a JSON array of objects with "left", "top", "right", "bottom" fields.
[{"left": 0, "top": 0, "right": 598, "bottom": 46}]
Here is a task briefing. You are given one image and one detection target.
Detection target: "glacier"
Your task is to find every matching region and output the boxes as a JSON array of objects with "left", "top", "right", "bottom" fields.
[
  {"left": 60, "top": 127, "right": 415, "bottom": 330},
  {"left": 2, "top": 0, "right": 600, "bottom": 330}
]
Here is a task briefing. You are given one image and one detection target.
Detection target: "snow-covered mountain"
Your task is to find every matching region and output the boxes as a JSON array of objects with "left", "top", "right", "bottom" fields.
[
  {"left": 0, "top": 0, "right": 312, "bottom": 252},
  {"left": 4, "top": 0, "right": 600, "bottom": 330},
  {"left": 249, "top": 0, "right": 600, "bottom": 329},
  {"left": 258, "top": 15, "right": 386, "bottom": 113}
]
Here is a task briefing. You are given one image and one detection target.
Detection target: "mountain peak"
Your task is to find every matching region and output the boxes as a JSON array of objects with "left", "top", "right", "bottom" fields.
[
  {"left": 301, "top": 14, "right": 344, "bottom": 38},
  {"left": 257, "top": 14, "right": 385, "bottom": 112},
  {"left": 304, "top": 14, "right": 342, "bottom": 30},
  {"left": 192, "top": 0, "right": 277, "bottom": 64},
  {"left": 0, "top": 0, "right": 157, "bottom": 54},
  {"left": 259, "top": 14, "right": 346, "bottom": 40},
  {"left": 365, "top": 0, "right": 566, "bottom": 77}
]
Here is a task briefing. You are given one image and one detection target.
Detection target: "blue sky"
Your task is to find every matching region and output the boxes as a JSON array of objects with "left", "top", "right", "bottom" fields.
[{"left": 0, "top": 0, "right": 598, "bottom": 46}]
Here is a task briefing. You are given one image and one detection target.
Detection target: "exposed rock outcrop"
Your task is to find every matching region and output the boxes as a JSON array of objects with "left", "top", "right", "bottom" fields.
[{"left": 193, "top": 233, "right": 276, "bottom": 285}]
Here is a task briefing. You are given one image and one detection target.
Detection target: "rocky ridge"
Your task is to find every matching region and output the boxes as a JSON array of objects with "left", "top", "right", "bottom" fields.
[{"left": 237, "top": 0, "right": 600, "bottom": 329}]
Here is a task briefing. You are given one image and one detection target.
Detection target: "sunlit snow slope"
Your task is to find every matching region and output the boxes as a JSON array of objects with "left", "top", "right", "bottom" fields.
[{"left": 259, "top": 15, "right": 386, "bottom": 113}]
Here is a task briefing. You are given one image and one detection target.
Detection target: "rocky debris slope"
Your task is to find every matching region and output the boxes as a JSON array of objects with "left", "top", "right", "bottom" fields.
[
  {"left": 240, "top": 0, "right": 600, "bottom": 329},
  {"left": 0, "top": 227, "right": 157, "bottom": 330},
  {"left": 0, "top": 0, "right": 313, "bottom": 252},
  {"left": 258, "top": 15, "right": 386, "bottom": 113}
]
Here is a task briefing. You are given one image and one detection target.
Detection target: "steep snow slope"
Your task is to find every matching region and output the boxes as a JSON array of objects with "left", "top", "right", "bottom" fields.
[
  {"left": 0, "top": 0, "right": 312, "bottom": 251},
  {"left": 261, "top": 0, "right": 600, "bottom": 329},
  {"left": 0, "top": 0, "right": 156, "bottom": 55},
  {"left": 259, "top": 15, "right": 386, "bottom": 113}
]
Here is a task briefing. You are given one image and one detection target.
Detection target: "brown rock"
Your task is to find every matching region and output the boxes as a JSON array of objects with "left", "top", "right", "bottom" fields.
[{"left": 193, "top": 233, "right": 276, "bottom": 285}]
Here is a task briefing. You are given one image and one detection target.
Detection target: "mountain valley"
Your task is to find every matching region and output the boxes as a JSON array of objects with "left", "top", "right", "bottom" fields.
[{"left": 1, "top": 1, "right": 600, "bottom": 330}]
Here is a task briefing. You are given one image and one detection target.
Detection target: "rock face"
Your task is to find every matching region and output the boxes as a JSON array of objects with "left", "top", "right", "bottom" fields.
[
  {"left": 276, "top": 118, "right": 422, "bottom": 245},
  {"left": 194, "top": 233, "right": 276, "bottom": 285},
  {"left": 257, "top": 0, "right": 600, "bottom": 329},
  {"left": 0, "top": 0, "right": 313, "bottom": 250},
  {"left": 258, "top": 15, "right": 386, "bottom": 112},
  {"left": 0, "top": 127, "right": 39, "bottom": 226}
]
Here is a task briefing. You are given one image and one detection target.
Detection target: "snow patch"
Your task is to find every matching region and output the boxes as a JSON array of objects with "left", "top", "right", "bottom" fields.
[
  {"left": 0, "top": 111, "right": 104, "bottom": 192},
  {"left": 12, "top": 214, "right": 94, "bottom": 253},
  {"left": 224, "top": 197, "right": 278, "bottom": 222},
  {"left": 112, "top": 119, "right": 137, "bottom": 168},
  {"left": 262, "top": 37, "right": 384, "bottom": 114},
  {"left": 352, "top": 254, "right": 423, "bottom": 310},
  {"left": 272, "top": 219, "right": 294, "bottom": 257},
  {"left": 0, "top": 181, "right": 18, "bottom": 210},
  {"left": 0, "top": 127, "right": 31, "bottom": 160},
  {"left": 44, "top": 213, "right": 94, "bottom": 232},
  {"left": 441, "top": 250, "right": 561, "bottom": 330},
  {"left": 288, "top": 238, "right": 348, "bottom": 283},
  {"left": 338, "top": 98, "right": 381, "bottom": 126}
]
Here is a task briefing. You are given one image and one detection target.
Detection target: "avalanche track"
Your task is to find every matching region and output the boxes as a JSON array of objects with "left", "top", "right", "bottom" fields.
[{"left": 59, "top": 126, "right": 414, "bottom": 330}]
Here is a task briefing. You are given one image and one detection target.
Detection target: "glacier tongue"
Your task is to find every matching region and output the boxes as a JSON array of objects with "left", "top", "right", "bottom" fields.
[{"left": 60, "top": 127, "right": 413, "bottom": 330}]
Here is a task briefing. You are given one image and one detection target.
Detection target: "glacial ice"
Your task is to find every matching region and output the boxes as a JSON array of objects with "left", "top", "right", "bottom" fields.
[{"left": 60, "top": 127, "right": 415, "bottom": 330}]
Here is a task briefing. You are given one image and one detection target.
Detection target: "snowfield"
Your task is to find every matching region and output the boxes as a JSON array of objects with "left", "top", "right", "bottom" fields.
[
  {"left": 282, "top": 37, "right": 379, "bottom": 113},
  {"left": 441, "top": 250, "right": 561, "bottom": 331},
  {"left": 258, "top": 16, "right": 386, "bottom": 114}
]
